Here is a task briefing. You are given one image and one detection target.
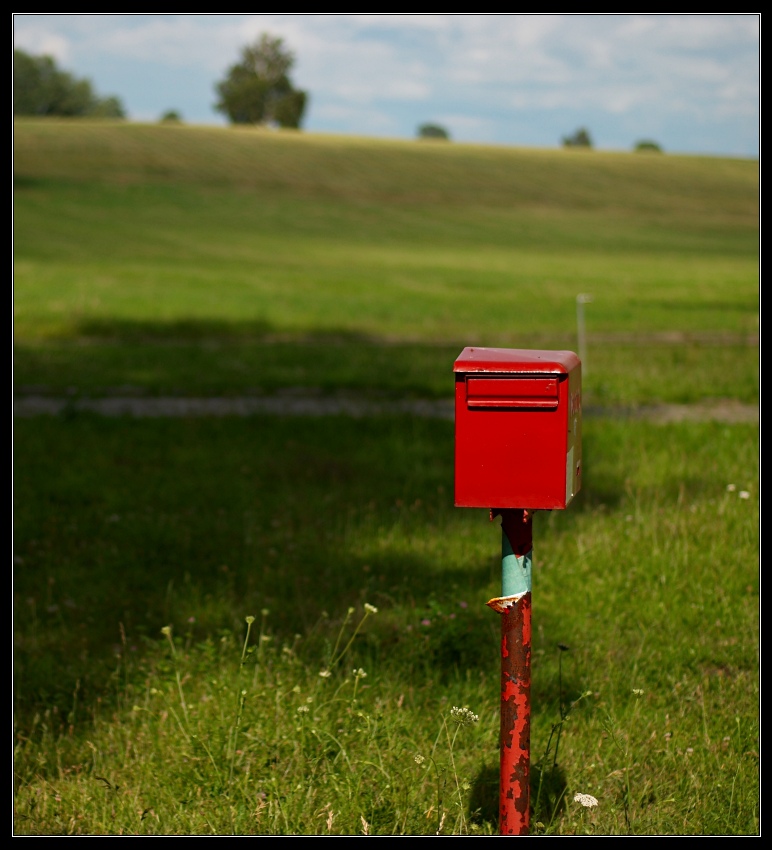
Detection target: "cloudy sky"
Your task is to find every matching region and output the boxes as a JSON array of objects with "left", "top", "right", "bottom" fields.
[{"left": 13, "top": 14, "right": 759, "bottom": 157}]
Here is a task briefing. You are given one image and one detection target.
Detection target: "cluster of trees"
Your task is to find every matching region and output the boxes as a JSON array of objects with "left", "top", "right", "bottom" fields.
[
  {"left": 16, "top": 38, "right": 667, "bottom": 154},
  {"left": 562, "top": 127, "right": 593, "bottom": 148},
  {"left": 633, "top": 139, "right": 663, "bottom": 153},
  {"left": 562, "top": 127, "right": 663, "bottom": 153},
  {"left": 214, "top": 34, "right": 307, "bottom": 128},
  {"left": 14, "top": 49, "right": 125, "bottom": 118},
  {"left": 417, "top": 123, "right": 450, "bottom": 141},
  {"left": 13, "top": 34, "right": 309, "bottom": 129}
]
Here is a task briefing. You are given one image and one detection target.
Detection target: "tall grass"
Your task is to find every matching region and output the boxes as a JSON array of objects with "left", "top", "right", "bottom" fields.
[{"left": 13, "top": 415, "right": 759, "bottom": 834}]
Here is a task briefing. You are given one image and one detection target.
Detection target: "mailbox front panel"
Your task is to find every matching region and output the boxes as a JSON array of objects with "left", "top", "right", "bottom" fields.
[{"left": 454, "top": 348, "right": 582, "bottom": 510}]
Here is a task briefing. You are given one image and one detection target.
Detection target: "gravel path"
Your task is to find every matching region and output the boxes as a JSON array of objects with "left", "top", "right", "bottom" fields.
[{"left": 13, "top": 395, "right": 758, "bottom": 423}]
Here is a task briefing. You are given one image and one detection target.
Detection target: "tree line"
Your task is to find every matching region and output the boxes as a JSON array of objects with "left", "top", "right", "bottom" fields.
[
  {"left": 14, "top": 48, "right": 125, "bottom": 118},
  {"left": 14, "top": 36, "right": 663, "bottom": 152}
]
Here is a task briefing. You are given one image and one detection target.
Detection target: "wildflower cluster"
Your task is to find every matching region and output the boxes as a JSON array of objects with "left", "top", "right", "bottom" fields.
[
  {"left": 450, "top": 706, "right": 479, "bottom": 726},
  {"left": 574, "top": 793, "right": 599, "bottom": 808}
]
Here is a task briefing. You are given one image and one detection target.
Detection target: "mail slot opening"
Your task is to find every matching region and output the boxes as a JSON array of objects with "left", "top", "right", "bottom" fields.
[{"left": 466, "top": 376, "right": 559, "bottom": 409}]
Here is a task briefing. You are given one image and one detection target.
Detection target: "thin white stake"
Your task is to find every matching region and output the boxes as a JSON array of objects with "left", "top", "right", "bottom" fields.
[{"left": 576, "top": 293, "right": 593, "bottom": 375}]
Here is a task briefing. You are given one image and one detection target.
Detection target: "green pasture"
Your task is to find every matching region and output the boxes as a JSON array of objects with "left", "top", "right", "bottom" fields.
[
  {"left": 14, "top": 121, "right": 758, "bottom": 834},
  {"left": 14, "top": 120, "right": 758, "bottom": 405}
]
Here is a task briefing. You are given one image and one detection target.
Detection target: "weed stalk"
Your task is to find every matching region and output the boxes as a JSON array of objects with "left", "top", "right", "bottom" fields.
[{"left": 161, "top": 626, "right": 189, "bottom": 725}]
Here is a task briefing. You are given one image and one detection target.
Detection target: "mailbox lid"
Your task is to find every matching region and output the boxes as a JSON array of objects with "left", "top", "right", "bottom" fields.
[{"left": 454, "top": 347, "right": 580, "bottom": 375}]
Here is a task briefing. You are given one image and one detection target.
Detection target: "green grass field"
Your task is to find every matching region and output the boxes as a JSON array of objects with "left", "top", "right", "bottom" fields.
[
  {"left": 14, "top": 120, "right": 758, "bottom": 835},
  {"left": 14, "top": 120, "right": 758, "bottom": 405}
]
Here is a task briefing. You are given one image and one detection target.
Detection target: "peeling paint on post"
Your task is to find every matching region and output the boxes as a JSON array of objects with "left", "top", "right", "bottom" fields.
[
  {"left": 487, "top": 508, "right": 533, "bottom": 835},
  {"left": 498, "top": 593, "right": 531, "bottom": 834}
]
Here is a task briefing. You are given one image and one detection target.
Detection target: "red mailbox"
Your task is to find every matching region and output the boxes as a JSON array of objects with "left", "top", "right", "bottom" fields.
[{"left": 454, "top": 347, "right": 582, "bottom": 510}]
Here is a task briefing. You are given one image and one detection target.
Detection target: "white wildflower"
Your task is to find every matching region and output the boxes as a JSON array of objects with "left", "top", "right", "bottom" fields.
[
  {"left": 319, "top": 670, "right": 332, "bottom": 678},
  {"left": 726, "top": 484, "right": 736, "bottom": 492},
  {"left": 414, "top": 753, "right": 425, "bottom": 765},
  {"left": 353, "top": 668, "right": 367, "bottom": 680},
  {"left": 632, "top": 688, "right": 644, "bottom": 696},
  {"left": 364, "top": 603, "right": 378, "bottom": 614},
  {"left": 574, "top": 793, "right": 598, "bottom": 808},
  {"left": 739, "top": 491, "right": 750, "bottom": 500},
  {"left": 297, "top": 705, "right": 309, "bottom": 714},
  {"left": 450, "top": 705, "right": 479, "bottom": 726}
]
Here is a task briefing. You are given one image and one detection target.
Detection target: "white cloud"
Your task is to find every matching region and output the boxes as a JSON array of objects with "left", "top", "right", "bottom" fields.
[
  {"left": 94, "top": 17, "right": 241, "bottom": 71},
  {"left": 13, "top": 25, "right": 71, "bottom": 64},
  {"left": 337, "top": 14, "right": 452, "bottom": 32}
]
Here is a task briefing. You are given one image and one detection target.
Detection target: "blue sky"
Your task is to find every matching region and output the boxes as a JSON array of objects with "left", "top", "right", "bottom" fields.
[{"left": 13, "top": 14, "right": 759, "bottom": 157}]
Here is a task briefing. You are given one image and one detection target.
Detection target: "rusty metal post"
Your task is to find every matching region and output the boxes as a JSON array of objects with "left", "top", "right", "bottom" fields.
[{"left": 487, "top": 508, "right": 533, "bottom": 835}]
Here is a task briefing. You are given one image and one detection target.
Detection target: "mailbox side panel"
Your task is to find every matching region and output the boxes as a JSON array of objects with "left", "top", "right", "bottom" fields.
[
  {"left": 454, "top": 373, "right": 570, "bottom": 510},
  {"left": 565, "top": 363, "right": 582, "bottom": 504}
]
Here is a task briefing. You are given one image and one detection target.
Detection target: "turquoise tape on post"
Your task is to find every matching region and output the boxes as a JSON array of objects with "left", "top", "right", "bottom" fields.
[{"left": 502, "top": 530, "right": 532, "bottom": 597}]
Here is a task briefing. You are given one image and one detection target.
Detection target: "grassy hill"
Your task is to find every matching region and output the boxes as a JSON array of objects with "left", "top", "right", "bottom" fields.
[{"left": 14, "top": 120, "right": 758, "bottom": 404}]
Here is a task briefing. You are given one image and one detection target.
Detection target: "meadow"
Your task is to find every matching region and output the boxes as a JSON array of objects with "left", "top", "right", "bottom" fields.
[{"left": 13, "top": 120, "right": 758, "bottom": 834}]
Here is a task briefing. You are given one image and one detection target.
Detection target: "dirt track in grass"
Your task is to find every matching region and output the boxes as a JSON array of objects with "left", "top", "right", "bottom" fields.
[{"left": 12, "top": 393, "right": 758, "bottom": 423}]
